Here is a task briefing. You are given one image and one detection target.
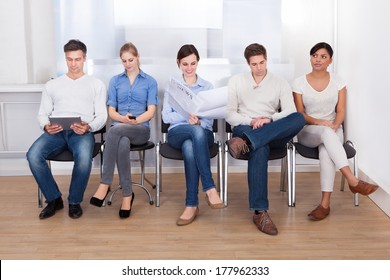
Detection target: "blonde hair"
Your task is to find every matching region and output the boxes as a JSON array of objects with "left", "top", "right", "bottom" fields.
[
  {"left": 119, "top": 42, "right": 140, "bottom": 67},
  {"left": 119, "top": 42, "right": 139, "bottom": 57}
]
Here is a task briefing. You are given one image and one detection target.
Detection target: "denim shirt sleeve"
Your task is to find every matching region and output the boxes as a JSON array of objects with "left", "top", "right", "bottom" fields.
[{"left": 107, "top": 76, "right": 118, "bottom": 108}]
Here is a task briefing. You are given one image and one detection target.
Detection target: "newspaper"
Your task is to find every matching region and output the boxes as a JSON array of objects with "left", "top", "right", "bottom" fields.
[{"left": 167, "top": 77, "right": 227, "bottom": 119}]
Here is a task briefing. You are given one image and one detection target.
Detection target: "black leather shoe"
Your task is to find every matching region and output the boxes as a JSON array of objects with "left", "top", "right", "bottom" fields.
[
  {"left": 119, "top": 192, "right": 135, "bottom": 219},
  {"left": 39, "top": 197, "right": 64, "bottom": 219},
  {"left": 90, "top": 187, "right": 111, "bottom": 207},
  {"left": 69, "top": 204, "right": 83, "bottom": 219}
]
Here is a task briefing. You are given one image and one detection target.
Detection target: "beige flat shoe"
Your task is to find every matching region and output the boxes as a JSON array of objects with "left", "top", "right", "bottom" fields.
[{"left": 176, "top": 207, "right": 199, "bottom": 226}]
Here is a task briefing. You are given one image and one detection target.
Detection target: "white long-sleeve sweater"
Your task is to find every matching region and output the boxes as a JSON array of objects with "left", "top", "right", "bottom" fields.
[
  {"left": 37, "top": 74, "right": 107, "bottom": 132},
  {"left": 226, "top": 71, "right": 296, "bottom": 128}
]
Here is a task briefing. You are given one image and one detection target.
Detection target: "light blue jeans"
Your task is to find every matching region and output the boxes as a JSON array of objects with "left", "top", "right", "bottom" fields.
[
  {"left": 26, "top": 130, "right": 95, "bottom": 204},
  {"left": 168, "top": 124, "right": 215, "bottom": 207},
  {"left": 100, "top": 124, "right": 150, "bottom": 197},
  {"left": 233, "top": 112, "right": 305, "bottom": 211}
]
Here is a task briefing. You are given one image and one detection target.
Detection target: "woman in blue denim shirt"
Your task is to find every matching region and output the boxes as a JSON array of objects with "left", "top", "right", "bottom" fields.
[
  {"left": 162, "top": 44, "right": 225, "bottom": 226},
  {"left": 90, "top": 42, "right": 158, "bottom": 219}
]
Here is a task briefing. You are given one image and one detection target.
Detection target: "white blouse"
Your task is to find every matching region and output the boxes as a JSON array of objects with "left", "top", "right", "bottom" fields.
[{"left": 292, "top": 73, "right": 346, "bottom": 121}]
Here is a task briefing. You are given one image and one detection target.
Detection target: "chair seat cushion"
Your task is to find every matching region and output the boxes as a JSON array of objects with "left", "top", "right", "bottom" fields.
[
  {"left": 294, "top": 142, "right": 356, "bottom": 159},
  {"left": 130, "top": 141, "right": 155, "bottom": 152},
  {"left": 159, "top": 142, "right": 219, "bottom": 160}
]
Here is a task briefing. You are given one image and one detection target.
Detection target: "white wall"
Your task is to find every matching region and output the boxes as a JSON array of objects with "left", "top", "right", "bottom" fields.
[
  {"left": 0, "top": 0, "right": 56, "bottom": 84},
  {"left": 337, "top": 0, "right": 390, "bottom": 197},
  {"left": 281, "top": 0, "right": 336, "bottom": 78},
  {"left": 0, "top": 0, "right": 29, "bottom": 83}
]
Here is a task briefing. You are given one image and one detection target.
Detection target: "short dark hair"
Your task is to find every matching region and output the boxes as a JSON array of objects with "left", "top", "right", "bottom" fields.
[
  {"left": 176, "top": 44, "right": 200, "bottom": 67},
  {"left": 244, "top": 43, "right": 267, "bottom": 63},
  {"left": 310, "top": 42, "right": 334, "bottom": 58},
  {"left": 64, "top": 39, "right": 87, "bottom": 56}
]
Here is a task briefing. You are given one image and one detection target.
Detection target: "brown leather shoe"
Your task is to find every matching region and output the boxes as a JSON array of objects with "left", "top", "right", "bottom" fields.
[
  {"left": 227, "top": 137, "right": 249, "bottom": 159},
  {"left": 205, "top": 194, "right": 226, "bottom": 209},
  {"left": 349, "top": 180, "right": 379, "bottom": 195},
  {"left": 176, "top": 207, "right": 199, "bottom": 226},
  {"left": 253, "top": 211, "right": 278, "bottom": 235},
  {"left": 308, "top": 205, "right": 330, "bottom": 221}
]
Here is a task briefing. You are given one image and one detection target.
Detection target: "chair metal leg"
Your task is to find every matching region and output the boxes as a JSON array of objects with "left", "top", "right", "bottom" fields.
[
  {"left": 38, "top": 160, "right": 51, "bottom": 208},
  {"left": 217, "top": 141, "right": 224, "bottom": 203},
  {"left": 341, "top": 141, "right": 359, "bottom": 206},
  {"left": 38, "top": 187, "right": 43, "bottom": 208},
  {"left": 280, "top": 156, "right": 287, "bottom": 192},
  {"left": 288, "top": 143, "right": 296, "bottom": 207},
  {"left": 223, "top": 142, "right": 229, "bottom": 206},
  {"left": 155, "top": 142, "right": 161, "bottom": 207},
  {"left": 131, "top": 150, "right": 154, "bottom": 205},
  {"left": 107, "top": 149, "right": 154, "bottom": 206},
  {"left": 107, "top": 186, "right": 120, "bottom": 206},
  {"left": 353, "top": 152, "right": 359, "bottom": 206}
]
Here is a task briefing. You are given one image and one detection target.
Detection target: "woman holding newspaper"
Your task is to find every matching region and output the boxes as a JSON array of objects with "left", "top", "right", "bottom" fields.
[
  {"left": 90, "top": 42, "right": 158, "bottom": 219},
  {"left": 162, "top": 44, "right": 225, "bottom": 226}
]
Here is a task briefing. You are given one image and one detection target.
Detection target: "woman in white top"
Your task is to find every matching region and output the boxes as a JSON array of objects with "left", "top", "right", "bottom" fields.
[{"left": 293, "top": 42, "right": 378, "bottom": 221}]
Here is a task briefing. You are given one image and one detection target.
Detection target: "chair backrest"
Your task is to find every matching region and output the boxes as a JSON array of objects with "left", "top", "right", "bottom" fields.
[
  {"left": 161, "top": 119, "right": 171, "bottom": 134},
  {"left": 225, "top": 122, "right": 232, "bottom": 133},
  {"left": 212, "top": 119, "right": 218, "bottom": 132},
  {"left": 94, "top": 126, "right": 106, "bottom": 143}
]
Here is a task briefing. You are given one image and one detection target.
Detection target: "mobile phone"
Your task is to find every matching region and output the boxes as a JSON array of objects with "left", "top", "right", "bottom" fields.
[{"left": 128, "top": 115, "right": 136, "bottom": 119}]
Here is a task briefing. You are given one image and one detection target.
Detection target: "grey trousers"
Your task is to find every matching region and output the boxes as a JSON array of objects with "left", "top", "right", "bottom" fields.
[{"left": 101, "top": 123, "right": 150, "bottom": 196}]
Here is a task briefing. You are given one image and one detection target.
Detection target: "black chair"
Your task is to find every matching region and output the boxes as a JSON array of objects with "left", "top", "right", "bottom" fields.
[
  {"left": 292, "top": 139, "right": 358, "bottom": 206},
  {"left": 38, "top": 126, "right": 106, "bottom": 208},
  {"left": 106, "top": 140, "right": 156, "bottom": 206},
  {"left": 224, "top": 122, "right": 295, "bottom": 206},
  {"left": 155, "top": 119, "right": 223, "bottom": 207}
]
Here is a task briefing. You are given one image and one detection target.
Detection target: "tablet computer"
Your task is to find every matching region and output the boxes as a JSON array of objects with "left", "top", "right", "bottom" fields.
[{"left": 49, "top": 116, "right": 81, "bottom": 130}]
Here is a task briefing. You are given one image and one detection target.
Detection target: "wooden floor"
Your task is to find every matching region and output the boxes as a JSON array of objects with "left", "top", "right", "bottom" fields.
[{"left": 0, "top": 172, "right": 389, "bottom": 260}]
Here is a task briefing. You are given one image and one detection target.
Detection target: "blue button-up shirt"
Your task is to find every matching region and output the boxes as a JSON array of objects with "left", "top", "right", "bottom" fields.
[{"left": 107, "top": 69, "right": 158, "bottom": 127}]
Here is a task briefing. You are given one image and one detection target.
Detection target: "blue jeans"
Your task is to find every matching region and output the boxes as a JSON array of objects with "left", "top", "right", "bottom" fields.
[
  {"left": 232, "top": 112, "right": 305, "bottom": 211},
  {"left": 168, "top": 124, "right": 215, "bottom": 206},
  {"left": 26, "top": 131, "right": 95, "bottom": 204}
]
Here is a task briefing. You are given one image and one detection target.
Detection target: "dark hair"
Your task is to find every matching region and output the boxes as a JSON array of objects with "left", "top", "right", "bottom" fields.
[
  {"left": 63, "top": 39, "right": 87, "bottom": 56},
  {"left": 310, "top": 42, "right": 334, "bottom": 58},
  {"left": 244, "top": 43, "right": 267, "bottom": 63},
  {"left": 176, "top": 44, "right": 200, "bottom": 66},
  {"left": 120, "top": 42, "right": 139, "bottom": 58}
]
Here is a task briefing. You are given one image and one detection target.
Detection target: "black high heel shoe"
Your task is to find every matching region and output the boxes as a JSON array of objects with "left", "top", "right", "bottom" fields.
[
  {"left": 90, "top": 186, "right": 111, "bottom": 207},
  {"left": 119, "top": 192, "right": 135, "bottom": 219}
]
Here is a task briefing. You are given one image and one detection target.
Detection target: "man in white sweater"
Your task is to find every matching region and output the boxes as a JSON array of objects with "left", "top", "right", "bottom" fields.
[
  {"left": 27, "top": 39, "right": 107, "bottom": 219},
  {"left": 226, "top": 43, "right": 305, "bottom": 235}
]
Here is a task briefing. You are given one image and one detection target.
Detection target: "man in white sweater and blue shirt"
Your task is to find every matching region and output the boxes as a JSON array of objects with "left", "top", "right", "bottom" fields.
[
  {"left": 27, "top": 39, "right": 107, "bottom": 219},
  {"left": 226, "top": 43, "right": 305, "bottom": 235}
]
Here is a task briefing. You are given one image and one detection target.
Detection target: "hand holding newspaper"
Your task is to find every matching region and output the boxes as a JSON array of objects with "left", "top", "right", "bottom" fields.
[{"left": 167, "top": 77, "right": 227, "bottom": 119}]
